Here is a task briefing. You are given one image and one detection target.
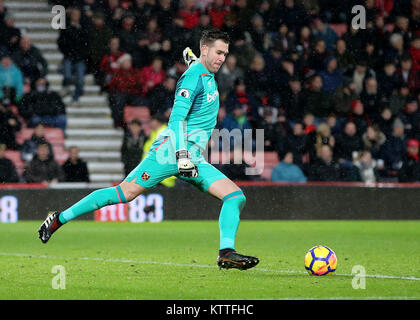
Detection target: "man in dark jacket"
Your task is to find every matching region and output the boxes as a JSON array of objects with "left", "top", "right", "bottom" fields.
[
  {"left": 57, "top": 8, "right": 89, "bottom": 105},
  {"left": 20, "top": 123, "right": 54, "bottom": 162},
  {"left": 11, "top": 36, "right": 48, "bottom": 84},
  {"left": 308, "top": 145, "right": 344, "bottom": 181},
  {"left": 19, "top": 77, "right": 66, "bottom": 131},
  {"left": 23, "top": 143, "right": 64, "bottom": 184},
  {"left": 334, "top": 121, "right": 364, "bottom": 162},
  {"left": 0, "top": 100, "right": 21, "bottom": 150},
  {"left": 398, "top": 139, "right": 420, "bottom": 182},
  {"left": 62, "top": 146, "right": 90, "bottom": 182},
  {"left": 121, "top": 120, "right": 147, "bottom": 176}
]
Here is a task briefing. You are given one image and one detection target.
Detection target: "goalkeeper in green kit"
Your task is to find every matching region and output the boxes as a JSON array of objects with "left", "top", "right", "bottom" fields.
[{"left": 38, "top": 29, "right": 259, "bottom": 270}]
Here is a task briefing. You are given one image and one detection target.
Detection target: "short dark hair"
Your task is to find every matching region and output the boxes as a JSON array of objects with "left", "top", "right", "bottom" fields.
[{"left": 200, "top": 28, "right": 230, "bottom": 47}]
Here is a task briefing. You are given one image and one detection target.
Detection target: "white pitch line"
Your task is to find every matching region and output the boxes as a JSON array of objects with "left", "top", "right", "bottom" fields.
[{"left": 1, "top": 252, "right": 420, "bottom": 282}]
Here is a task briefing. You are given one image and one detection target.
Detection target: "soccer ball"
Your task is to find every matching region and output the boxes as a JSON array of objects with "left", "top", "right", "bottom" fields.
[{"left": 304, "top": 245, "right": 337, "bottom": 276}]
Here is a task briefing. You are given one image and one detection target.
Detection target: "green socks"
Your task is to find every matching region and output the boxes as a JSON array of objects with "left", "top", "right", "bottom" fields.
[
  {"left": 59, "top": 185, "right": 127, "bottom": 224},
  {"left": 219, "top": 190, "right": 246, "bottom": 250}
]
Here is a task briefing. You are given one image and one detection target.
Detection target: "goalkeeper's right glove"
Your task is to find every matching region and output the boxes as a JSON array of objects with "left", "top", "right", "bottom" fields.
[
  {"left": 183, "top": 47, "right": 198, "bottom": 67},
  {"left": 176, "top": 149, "right": 199, "bottom": 178}
]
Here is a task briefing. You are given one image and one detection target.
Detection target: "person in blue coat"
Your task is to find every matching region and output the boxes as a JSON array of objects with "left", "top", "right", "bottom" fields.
[
  {"left": 0, "top": 54, "right": 24, "bottom": 103},
  {"left": 271, "top": 151, "right": 307, "bottom": 183}
]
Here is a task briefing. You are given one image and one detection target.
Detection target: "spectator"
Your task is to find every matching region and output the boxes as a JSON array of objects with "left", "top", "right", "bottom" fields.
[
  {"left": 341, "top": 24, "right": 368, "bottom": 58},
  {"left": 215, "top": 148, "right": 254, "bottom": 181},
  {"left": 209, "top": 0, "right": 230, "bottom": 29},
  {"left": 121, "top": 119, "right": 147, "bottom": 176},
  {"left": 349, "top": 100, "right": 371, "bottom": 136},
  {"left": 177, "top": 0, "right": 200, "bottom": 30},
  {"left": 0, "top": 54, "right": 23, "bottom": 103},
  {"left": 103, "top": 0, "right": 124, "bottom": 33},
  {"left": 98, "top": 37, "right": 126, "bottom": 92},
  {"left": 308, "top": 144, "right": 343, "bottom": 181},
  {"left": 11, "top": 36, "right": 48, "bottom": 85},
  {"left": 398, "top": 98, "right": 420, "bottom": 139},
  {"left": 312, "top": 17, "right": 338, "bottom": 52},
  {"left": 231, "top": 0, "right": 254, "bottom": 33},
  {"left": 319, "top": 56, "right": 343, "bottom": 94},
  {"left": 271, "top": 151, "right": 307, "bottom": 182},
  {"left": 376, "top": 107, "right": 395, "bottom": 138},
  {"left": 23, "top": 143, "right": 64, "bottom": 184},
  {"left": 306, "top": 39, "right": 328, "bottom": 72},
  {"left": 154, "top": 0, "right": 174, "bottom": 34},
  {"left": 360, "top": 41, "right": 384, "bottom": 72},
  {"left": 360, "top": 77, "right": 383, "bottom": 120},
  {"left": 245, "top": 55, "right": 273, "bottom": 103},
  {"left": 0, "top": 99, "right": 20, "bottom": 150},
  {"left": 20, "top": 123, "right": 54, "bottom": 162},
  {"left": 57, "top": 8, "right": 89, "bottom": 106},
  {"left": 408, "top": 36, "right": 420, "bottom": 72},
  {"left": 137, "top": 17, "right": 163, "bottom": 54},
  {"left": 276, "top": 0, "right": 309, "bottom": 34},
  {"left": 396, "top": 54, "right": 419, "bottom": 95},
  {"left": 379, "top": 118, "right": 408, "bottom": 171},
  {"left": 284, "top": 122, "right": 309, "bottom": 166},
  {"left": 377, "top": 61, "right": 400, "bottom": 101},
  {"left": 0, "top": 13, "right": 20, "bottom": 53},
  {"left": 191, "top": 12, "right": 212, "bottom": 54},
  {"left": 259, "top": 107, "right": 287, "bottom": 152},
  {"left": 334, "top": 39, "right": 356, "bottom": 73},
  {"left": 248, "top": 14, "right": 269, "bottom": 54},
  {"left": 353, "top": 150, "right": 379, "bottom": 183},
  {"left": 334, "top": 121, "right": 364, "bottom": 162},
  {"left": 148, "top": 76, "right": 176, "bottom": 116},
  {"left": 362, "top": 125, "right": 387, "bottom": 159},
  {"left": 129, "top": 0, "right": 155, "bottom": 31},
  {"left": 347, "top": 60, "right": 376, "bottom": 95},
  {"left": 216, "top": 54, "right": 244, "bottom": 100},
  {"left": 304, "top": 75, "right": 334, "bottom": 121},
  {"left": 389, "top": 84, "right": 411, "bottom": 115},
  {"left": 62, "top": 146, "right": 89, "bottom": 182},
  {"left": 117, "top": 12, "right": 139, "bottom": 55},
  {"left": 312, "top": 122, "right": 335, "bottom": 160},
  {"left": 398, "top": 138, "right": 420, "bottom": 182},
  {"left": 0, "top": 143, "right": 19, "bottom": 183},
  {"left": 221, "top": 104, "right": 252, "bottom": 136},
  {"left": 225, "top": 78, "right": 260, "bottom": 129},
  {"left": 282, "top": 76, "right": 306, "bottom": 124},
  {"left": 108, "top": 54, "right": 144, "bottom": 127},
  {"left": 140, "top": 56, "right": 166, "bottom": 97},
  {"left": 19, "top": 77, "right": 66, "bottom": 131},
  {"left": 385, "top": 32, "right": 407, "bottom": 66},
  {"left": 87, "top": 11, "right": 113, "bottom": 76},
  {"left": 333, "top": 78, "right": 359, "bottom": 118}
]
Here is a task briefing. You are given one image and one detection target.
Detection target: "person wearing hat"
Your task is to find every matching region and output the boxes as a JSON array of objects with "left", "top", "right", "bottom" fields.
[
  {"left": 0, "top": 12, "right": 21, "bottom": 53},
  {"left": 398, "top": 139, "right": 420, "bottom": 182},
  {"left": 0, "top": 143, "right": 19, "bottom": 183}
]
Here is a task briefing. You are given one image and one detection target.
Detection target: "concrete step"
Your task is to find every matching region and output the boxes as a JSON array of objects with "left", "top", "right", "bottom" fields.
[
  {"left": 51, "top": 85, "right": 102, "bottom": 96},
  {"left": 14, "top": 12, "right": 53, "bottom": 20},
  {"left": 89, "top": 173, "right": 124, "bottom": 183},
  {"left": 16, "top": 22, "right": 53, "bottom": 30},
  {"left": 63, "top": 95, "right": 107, "bottom": 106},
  {"left": 87, "top": 162, "right": 124, "bottom": 174},
  {"left": 79, "top": 151, "right": 121, "bottom": 162},
  {"left": 66, "top": 106, "right": 110, "bottom": 117},
  {"left": 67, "top": 117, "right": 114, "bottom": 129},
  {"left": 65, "top": 139, "right": 122, "bottom": 150},
  {"left": 66, "top": 129, "right": 123, "bottom": 140},
  {"left": 7, "top": 2, "right": 49, "bottom": 9},
  {"left": 47, "top": 73, "right": 95, "bottom": 86}
]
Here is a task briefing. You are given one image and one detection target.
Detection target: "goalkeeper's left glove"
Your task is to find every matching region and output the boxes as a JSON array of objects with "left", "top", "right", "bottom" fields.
[
  {"left": 176, "top": 149, "right": 199, "bottom": 178},
  {"left": 183, "top": 47, "right": 198, "bottom": 67}
]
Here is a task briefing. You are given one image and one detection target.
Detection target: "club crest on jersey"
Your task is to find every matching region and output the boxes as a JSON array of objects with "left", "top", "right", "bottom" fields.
[
  {"left": 141, "top": 172, "right": 150, "bottom": 181},
  {"left": 178, "top": 89, "right": 190, "bottom": 98}
]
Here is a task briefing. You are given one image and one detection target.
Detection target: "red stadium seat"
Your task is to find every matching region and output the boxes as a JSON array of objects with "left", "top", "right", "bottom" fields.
[
  {"left": 124, "top": 106, "right": 152, "bottom": 135},
  {"left": 5, "top": 150, "right": 26, "bottom": 176},
  {"left": 330, "top": 23, "right": 347, "bottom": 37}
]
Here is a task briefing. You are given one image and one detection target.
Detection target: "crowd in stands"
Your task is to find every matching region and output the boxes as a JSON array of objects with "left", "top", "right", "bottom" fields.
[{"left": 1, "top": 0, "right": 420, "bottom": 184}]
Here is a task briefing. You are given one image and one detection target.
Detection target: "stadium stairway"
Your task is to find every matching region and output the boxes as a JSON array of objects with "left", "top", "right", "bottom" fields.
[{"left": 10, "top": 0, "right": 125, "bottom": 183}]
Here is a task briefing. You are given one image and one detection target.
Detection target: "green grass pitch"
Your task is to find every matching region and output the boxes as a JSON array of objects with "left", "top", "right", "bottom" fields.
[{"left": 1, "top": 220, "right": 420, "bottom": 300}]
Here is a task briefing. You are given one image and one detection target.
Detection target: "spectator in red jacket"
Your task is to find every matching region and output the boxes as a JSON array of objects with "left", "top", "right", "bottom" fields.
[
  {"left": 108, "top": 54, "right": 145, "bottom": 127},
  {"left": 140, "top": 57, "right": 166, "bottom": 96},
  {"left": 209, "top": 0, "right": 230, "bottom": 29},
  {"left": 98, "top": 37, "right": 126, "bottom": 92},
  {"left": 177, "top": 0, "right": 200, "bottom": 30},
  {"left": 408, "top": 36, "right": 420, "bottom": 72}
]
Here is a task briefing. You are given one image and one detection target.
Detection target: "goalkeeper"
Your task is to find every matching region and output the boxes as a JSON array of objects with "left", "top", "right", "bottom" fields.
[{"left": 38, "top": 29, "right": 259, "bottom": 271}]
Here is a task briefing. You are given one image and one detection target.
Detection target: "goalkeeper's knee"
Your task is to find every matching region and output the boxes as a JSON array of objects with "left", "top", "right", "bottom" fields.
[{"left": 222, "top": 190, "right": 246, "bottom": 211}]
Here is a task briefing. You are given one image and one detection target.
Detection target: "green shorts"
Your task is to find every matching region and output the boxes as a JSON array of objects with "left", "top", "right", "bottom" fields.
[{"left": 125, "top": 136, "right": 227, "bottom": 193}]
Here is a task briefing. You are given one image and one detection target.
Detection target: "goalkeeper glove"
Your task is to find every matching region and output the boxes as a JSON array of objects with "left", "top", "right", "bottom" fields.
[
  {"left": 183, "top": 47, "right": 198, "bottom": 67},
  {"left": 176, "top": 149, "right": 199, "bottom": 178}
]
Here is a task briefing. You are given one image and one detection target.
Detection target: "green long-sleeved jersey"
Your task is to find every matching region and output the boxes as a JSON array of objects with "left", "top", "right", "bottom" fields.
[{"left": 158, "top": 61, "right": 220, "bottom": 156}]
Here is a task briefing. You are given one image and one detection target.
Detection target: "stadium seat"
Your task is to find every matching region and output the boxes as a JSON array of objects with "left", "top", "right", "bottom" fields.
[
  {"left": 329, "top": 23, "right": 347, "bottom": 37},
  {"left": 124, "top": 106, "right": 152, "bottom": 135},
  {"left": 5, "top": 150, "right": 26, "bottom": 176}
]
